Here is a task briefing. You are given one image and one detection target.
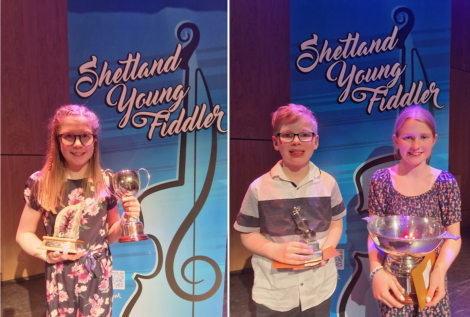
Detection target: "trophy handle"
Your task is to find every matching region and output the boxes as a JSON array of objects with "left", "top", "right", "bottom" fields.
[
  {"left": 103, "top": 169, "right": 116, "bottom": 198},
  {"left": 138, "top": 168, "right": 150, "bottom": 192}
]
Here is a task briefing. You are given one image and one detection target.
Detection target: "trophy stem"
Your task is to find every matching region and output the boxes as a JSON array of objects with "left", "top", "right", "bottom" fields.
[
  {"left": 119, "top": 217, "right": 149, "bottom": 243},
  {"left": 384, "top": 255, "right": 423, "bottom": 305}
]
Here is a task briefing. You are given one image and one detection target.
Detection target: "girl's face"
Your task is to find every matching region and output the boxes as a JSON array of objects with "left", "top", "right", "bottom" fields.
[
  {"left": 58, "top": 116, "right": 95, "bottom": 176},
  {"left": 393, "top": 119, "right": 437, "bottom": 168}
]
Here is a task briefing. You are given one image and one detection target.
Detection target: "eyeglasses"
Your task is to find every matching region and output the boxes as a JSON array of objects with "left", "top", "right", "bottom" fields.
[
  {"left": 277, "top": 132, "right": 315, "bottom": 143},
  {"left": 58, "top": 133, "right": 96, "bottom": 146}
]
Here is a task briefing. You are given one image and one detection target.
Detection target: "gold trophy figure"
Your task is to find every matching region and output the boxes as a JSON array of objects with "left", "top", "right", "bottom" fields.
[
  {"left": 292, "top": 206, "right": 323, "bottom": 263},
  {"left": 38, "top": 202, "right": 85, "bottom": 253}
]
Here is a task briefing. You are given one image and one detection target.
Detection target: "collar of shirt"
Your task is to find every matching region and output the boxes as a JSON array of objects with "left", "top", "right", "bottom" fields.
[{"left": 269, "top": 160, "right": 321, "bottom": 186}]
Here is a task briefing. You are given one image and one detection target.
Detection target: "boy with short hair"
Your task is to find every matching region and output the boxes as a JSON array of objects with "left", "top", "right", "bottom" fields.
[{"left": 234, "top": 104, "right": 346, "bottom": 316}]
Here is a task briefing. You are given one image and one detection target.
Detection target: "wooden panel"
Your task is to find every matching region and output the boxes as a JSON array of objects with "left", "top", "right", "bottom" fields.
[
  {"left": 229, "top": 140, "right": 280, "bottom": 271},
  {"left": 1, "top": 156, "right": 47, "bottom": 281},
  {"left": 230, "top": 0, "right": 291, "bottom": 140},
  {"left": 1, "top": 0, "right": 70, "bottom": 155},
  {"left": 448, "top": 68, "right": 470, "bottom": 228},
  {"left": 451, "top": 1, "right": 470, "bottom": 73}
]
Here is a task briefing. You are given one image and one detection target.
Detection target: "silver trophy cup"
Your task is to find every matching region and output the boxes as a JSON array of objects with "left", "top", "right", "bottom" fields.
[
  {"left": 105, "top": 168, "right": 150, "bottom": 243},
  {"left": 365, "top": 216, "right": 459, "bottom": 304}
]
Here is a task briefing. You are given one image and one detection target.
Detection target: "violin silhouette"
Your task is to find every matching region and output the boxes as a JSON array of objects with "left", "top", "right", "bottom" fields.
[{"left": 114, "top": 22, "right": 225, "bottom": 316}]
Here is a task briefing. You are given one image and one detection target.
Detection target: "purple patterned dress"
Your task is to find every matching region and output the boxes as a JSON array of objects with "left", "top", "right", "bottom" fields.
[
  {"left": 368, "top": 168, "right": 461, "bottom": 317},
  {"left": 24, "top": 172, "right": 117, "bottom": 317}
]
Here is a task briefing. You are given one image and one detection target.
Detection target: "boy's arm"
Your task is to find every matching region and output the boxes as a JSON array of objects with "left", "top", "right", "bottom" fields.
[
  {"left": 240, "top": 232, "right": 313, "bottom": 265},
  {"left": 321, "top": 218, "right": 343, "bottom": 250}
]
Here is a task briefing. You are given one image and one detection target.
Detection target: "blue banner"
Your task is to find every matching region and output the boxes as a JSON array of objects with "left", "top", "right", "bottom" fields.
[
  {"left": 291, "top": 1, "right": 450, "bottom": 315},
  {"left": 67, "top": 1, "right": 227, "bottom": 316}
]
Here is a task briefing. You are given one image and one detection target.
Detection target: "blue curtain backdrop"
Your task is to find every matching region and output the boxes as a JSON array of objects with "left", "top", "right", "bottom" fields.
[
  {"left": 291, "top": 1, "right": 450, "bottom": 315},
  {"left": 67, "top": 1, "right": 227, "bottom": 316}
]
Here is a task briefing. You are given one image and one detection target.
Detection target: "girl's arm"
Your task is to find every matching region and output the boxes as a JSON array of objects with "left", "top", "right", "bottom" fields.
[
  {"left": 426, "top": 221, "right": 461, "bottom": 306},
  {"left": 16, "top": 203, "right": 47, "bottom": 260},
  {"left": 368, "top": 214, "right": 405, "bottom": 309}
]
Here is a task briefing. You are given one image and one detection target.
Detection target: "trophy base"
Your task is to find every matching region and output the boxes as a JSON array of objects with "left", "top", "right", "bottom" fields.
[
  {"left": 304, "top": 240, "right": 323, "bottom": 263},
  {"left": 119, "top": 219, "right": 148, "bottom": 243},
  {"left": 119, "top": 234, "right": 149, "bottom": 243},
  {"left": 38, "top": 236, "right": 85, "bottom": 253},
  {"left": 396, "top": 293, "right": 417, "bottom": 305}
]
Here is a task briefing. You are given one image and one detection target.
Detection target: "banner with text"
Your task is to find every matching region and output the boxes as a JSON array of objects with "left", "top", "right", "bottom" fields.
[
  {"left": 68, "top": 1, "right": 227, "bottom": 316},
  {"left": 291, "top": 1, "right": 450, "bottom": 316}
]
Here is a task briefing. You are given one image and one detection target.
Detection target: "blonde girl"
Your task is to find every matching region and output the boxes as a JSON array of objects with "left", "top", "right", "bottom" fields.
[{"left": 16, "top": 105, "right": 140, "bottom": 316}]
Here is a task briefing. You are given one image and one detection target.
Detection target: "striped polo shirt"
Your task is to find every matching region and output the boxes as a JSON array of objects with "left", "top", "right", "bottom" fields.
[{"left": 234, "top": 160, "right": 346, "bottom": 311}]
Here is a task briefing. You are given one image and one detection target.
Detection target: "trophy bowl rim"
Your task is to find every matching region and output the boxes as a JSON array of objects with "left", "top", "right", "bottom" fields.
[{"left": 366, "top": 215, "right": 446, "bottom": 242}]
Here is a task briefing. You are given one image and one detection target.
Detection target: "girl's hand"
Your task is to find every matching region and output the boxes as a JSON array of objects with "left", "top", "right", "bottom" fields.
[
  {"left": 372, "top": 269, "right": 405, "bottom": 308},
  {"left": 425, "top": 267, "right": 446, "bottom": 306},
  {"left": 46, "top": 247, "right": 86, "bottom": 264},
  {"left": 271, "top": 241, "right": 313, "bottom": 265},
  {"left": 121, "top": 195, "right": 141, "bottom": 221}
]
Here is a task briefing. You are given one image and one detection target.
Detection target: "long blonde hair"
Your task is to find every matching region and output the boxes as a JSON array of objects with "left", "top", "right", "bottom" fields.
[{"left": 35, "top": 105, "right": 109, "bottom": 213}]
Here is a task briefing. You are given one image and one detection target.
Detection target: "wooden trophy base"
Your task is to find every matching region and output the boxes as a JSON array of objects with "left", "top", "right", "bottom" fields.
[
  {"left": 118, "top": 234, "right": 149, "bottom": 243},
  {"left": 38, "top": 236, "right": 85, "bottom": 254}
]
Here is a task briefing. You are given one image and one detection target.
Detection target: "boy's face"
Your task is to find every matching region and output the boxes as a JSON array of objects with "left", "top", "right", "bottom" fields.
[{"left": 272, "top": 119, "right": 319, "bottom": 171}]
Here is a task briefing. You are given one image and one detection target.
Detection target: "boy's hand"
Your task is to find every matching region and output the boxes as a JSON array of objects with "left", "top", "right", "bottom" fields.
[{"left": 271, "top": 241, "right": 313, "bottom": 265}]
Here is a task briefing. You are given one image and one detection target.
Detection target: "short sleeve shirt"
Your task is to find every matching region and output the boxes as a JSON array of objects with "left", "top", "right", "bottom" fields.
[{"left": 234, "top": 161, "right": 346, "bottom": 312}]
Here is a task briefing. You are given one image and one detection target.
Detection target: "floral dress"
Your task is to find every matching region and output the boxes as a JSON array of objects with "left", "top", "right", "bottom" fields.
[
  {"left": 24, "top": 172, "right": 117, "bottom": 317},
  {"left": 368, "top": 168, "right": 461, "bottom": 317}
]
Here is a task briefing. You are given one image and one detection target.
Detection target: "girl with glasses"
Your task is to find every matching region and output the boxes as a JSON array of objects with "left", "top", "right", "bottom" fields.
[{"left": 16, "top": 105, "right": 141, "bottom": 316}]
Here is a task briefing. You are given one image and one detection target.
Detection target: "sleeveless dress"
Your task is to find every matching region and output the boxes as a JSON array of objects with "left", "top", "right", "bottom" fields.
[
  {"left": 24, "top": 172, "right": 117, "bottom": 317},
  {"left": 368, "top": 168, "right": 461, "bottom": 317}
]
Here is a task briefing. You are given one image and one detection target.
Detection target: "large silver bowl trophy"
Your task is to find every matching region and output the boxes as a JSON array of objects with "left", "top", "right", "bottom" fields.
[
  {"left": 365, "top": 216, "right": 459, "bottom": 305},
  {"left": 105, "top": 168, "right": 150, "bottom": 243}
]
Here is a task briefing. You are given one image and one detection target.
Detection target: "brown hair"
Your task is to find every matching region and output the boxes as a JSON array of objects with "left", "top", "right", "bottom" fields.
[
  {"left": 394, "top": 105, "right": 436, "bottom": 162},
  {"left": 35, "top": 105, "right": 109, "bottom": 213},
  {"left": 271, "top": 104, "right": 318, "bottom": 135}
]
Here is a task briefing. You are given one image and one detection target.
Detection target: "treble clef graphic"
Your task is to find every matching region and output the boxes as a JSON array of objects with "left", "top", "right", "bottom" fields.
[
  {"left": 164, "top": 21, "right": 223, "bottom": 302},
  {"left": 121, "top": 21, "right": 225, "bottom": 315}
]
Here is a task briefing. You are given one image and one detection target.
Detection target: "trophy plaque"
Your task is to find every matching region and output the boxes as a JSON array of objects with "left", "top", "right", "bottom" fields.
[
  {"left": 292, "top": 206, "right": 323, "bottom": 263},
  {"left": 365, "top": 215, "right": 460, "bottom": 307},
  {"left": 38, "top": 202, "right": 85, "bottom": 253},
  {"left": 105, "top": 168, "right": 150, "bottom": 243}
]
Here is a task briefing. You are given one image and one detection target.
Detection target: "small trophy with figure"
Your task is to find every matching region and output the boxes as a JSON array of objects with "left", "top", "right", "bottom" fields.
[
  {"left": 38, "top": 202, "right": 85, "bottom": 253},
  {"left": 292, "top": 206, "right": 322, "bottom": 263}
]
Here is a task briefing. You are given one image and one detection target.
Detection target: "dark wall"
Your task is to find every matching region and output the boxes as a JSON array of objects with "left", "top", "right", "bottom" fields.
[
  {"left": 229, "top": 0, "right": 291, "bottom": 271},
  {"left": 449, "top": 1, "right": 470, "bottom": 228},
  {"left": 1, "top": 0, "right": 70, "bottom": 281}
]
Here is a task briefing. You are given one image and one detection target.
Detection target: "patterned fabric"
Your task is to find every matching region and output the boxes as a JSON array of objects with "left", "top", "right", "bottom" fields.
[
  {"left": 234, "top": 161, "right": 346, "bottom": 312},
  {"left": 368, "top": 168, "right": 461, "bottom": 317},
  {"left": 24, "top": 172, "right": 117, "bottom": 317}
]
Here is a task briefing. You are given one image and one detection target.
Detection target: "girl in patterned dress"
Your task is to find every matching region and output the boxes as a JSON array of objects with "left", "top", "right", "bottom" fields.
[
  {"left": 367, "top": 105, "right": 462, "bottom": 317},
  {"left": 16, "top": 105, "right": 142, "bottom": 317}
]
